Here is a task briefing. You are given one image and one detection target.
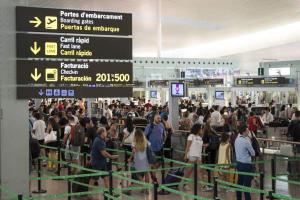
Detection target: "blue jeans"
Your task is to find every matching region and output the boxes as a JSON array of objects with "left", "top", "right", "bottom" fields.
[{"left": 236, "top": 162, "right": 253, "bottom": 200}]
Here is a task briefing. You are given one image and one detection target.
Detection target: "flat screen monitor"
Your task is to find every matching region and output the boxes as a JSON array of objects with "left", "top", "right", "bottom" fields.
[
  {"left": 150, "top": 91, "right": 157, "bottom": 98},
  {"left": 215, "top": 91, "right": 224, "bottom": 100},
  {"left": 171, "top": 83, "right": 185, "bottom": 97}
]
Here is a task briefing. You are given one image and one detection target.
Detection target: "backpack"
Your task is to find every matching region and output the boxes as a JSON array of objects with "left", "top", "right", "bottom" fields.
[
  {"left": 209, "top": 133, "right": 220, "bottom": 151},
  {"left": 250, "top": 132, "right": 261, "bottom": 157},
  {"left": 70, "top": 125, "right": 85, "bottom": 146},
  {"left": 31, "top": 138, "right": 40, "bottom": 159},
  {"left": 256, "top": 116, "right": 264, "bottom": 130}
]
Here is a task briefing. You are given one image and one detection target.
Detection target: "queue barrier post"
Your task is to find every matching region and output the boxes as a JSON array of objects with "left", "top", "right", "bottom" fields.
[
  {"left": 109, "top": 158, "right": 113, "bottom": 171},
  {"left": 213, "top": 176, "right": 218, "bottom": 200},
  {"left": 103, "top": 190, "right": 108, "bottom": 200},
  {"left": 153, "top": 182, "right": 158, "bottom": 200},
  {"left": 83, "top": 152, "right": 87, "bottom": 167},
  {"left": 170, "top": 147, "right": 174, "bottom": 168},
  {"left": 207, "top": 152, "right": 212, "bottom": 185},
  {"left": 268, "top": 191, "right": 273, "bottom": 200},
  {"left": 271, "top": 157, "right": 276, "bottom": 193},
  {"left": 260, "top": 172, "right": 265, "bottom": 200},
  {"left": 32, "top": 158, "right": 47, "bottom": 194},
  {"left": 161, "top": 150, "right": 165, "bottom": 183},
  {"left": 109, "top": 171, "right": 113, "bottom": 197},
  {"left": 18, "top": 194, "right": 23, "bottom": 200},
  {"left": 67, "top": 163, "right": 72, "bottom": 200},
  {"left": 193, "top": 163, "right": 198, "bottom": 199}
]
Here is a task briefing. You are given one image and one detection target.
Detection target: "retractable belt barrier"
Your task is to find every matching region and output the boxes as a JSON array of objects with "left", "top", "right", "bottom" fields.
[{"left": 9, "top": 139, "right": 300, "bottom": 200}]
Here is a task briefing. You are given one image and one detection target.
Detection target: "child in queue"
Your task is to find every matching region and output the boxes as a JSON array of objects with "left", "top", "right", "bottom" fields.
[{"left": 183, "top": 123, "right": 204, "bottom": 191}]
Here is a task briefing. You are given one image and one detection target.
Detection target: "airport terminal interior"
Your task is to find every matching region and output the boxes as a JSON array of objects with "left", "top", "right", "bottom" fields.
[{"left": 1, "top": 0, "right": 300, "bottom": 200}]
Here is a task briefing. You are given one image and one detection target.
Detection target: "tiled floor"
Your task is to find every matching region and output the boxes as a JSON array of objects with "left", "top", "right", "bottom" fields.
[{"left": 29, "top": 154, "right": 300, "bottom": 200}]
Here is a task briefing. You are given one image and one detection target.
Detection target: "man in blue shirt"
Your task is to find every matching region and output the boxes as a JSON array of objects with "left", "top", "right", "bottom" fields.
[
  {"left": 235, "top": 124, "right": 255, "bottom": 200},
  {"left": 91, "top": 127, "right": 118, "bottom": 188},
  {"left": 144, "top": 113, "right": 165, "bottom": 181}
]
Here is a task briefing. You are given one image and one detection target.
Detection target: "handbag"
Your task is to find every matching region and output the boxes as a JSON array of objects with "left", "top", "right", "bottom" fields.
[
  {"left": 44, "top": 131, "right": 57, "bottom": 144},
  {"left": 146, "top": 144, "right": 157, "bottom": 164}
]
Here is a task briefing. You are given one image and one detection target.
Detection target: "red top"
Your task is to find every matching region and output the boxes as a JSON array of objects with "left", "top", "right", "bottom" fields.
[{"left": 247, "top": 116, "right": 257, "bottom": 132}]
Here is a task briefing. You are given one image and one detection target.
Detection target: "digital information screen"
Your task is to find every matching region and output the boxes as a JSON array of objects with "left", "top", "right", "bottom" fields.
[
  {"left": 16, "top": 6, "right": 132, "bottom": 99},
  {"left": 150, "top": 91, "right": 157, "bottom": 98},
  {"left": 215, "top": 91, "right": 224, "bottom": 100},
  {"left": 171, "top": 83, "right": 185, "bottom": 97},
  {"left": 16, "top": 6, "right": 132, "bottom": 36}
]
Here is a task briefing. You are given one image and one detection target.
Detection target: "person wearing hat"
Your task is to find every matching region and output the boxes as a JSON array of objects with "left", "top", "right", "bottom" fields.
[{"left": 234, "top": 124, "right": 255, "bottom": 200}]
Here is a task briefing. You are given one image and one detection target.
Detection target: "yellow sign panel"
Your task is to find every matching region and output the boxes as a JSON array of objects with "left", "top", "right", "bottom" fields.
[
  {"left": 45, "top": 16, "right": 57, "bottom": 30},
  {"left": 45, "top": 42, "right": 57, "bottom": 56},
  {"left": 45, "top": 68, "right": 58, "bottom": 82}
]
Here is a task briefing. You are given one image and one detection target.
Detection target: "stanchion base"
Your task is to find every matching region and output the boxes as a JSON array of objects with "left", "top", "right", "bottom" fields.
[{"left": 32, "top": 189, "right": 47, "bottom": 194}]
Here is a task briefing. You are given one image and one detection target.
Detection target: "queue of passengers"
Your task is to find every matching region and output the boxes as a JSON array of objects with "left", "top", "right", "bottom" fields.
[{"left": 28, "top": 99, "right": 300, "bottom": 200}]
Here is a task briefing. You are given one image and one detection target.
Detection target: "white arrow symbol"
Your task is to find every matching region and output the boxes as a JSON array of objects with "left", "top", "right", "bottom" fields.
[
  {"left": 31, "top": 68, "right": 41, "bottom": 82},
  {"left": 29, "top": 17, "right": 42, "bottom": 28},
  {"left": 30, "top": 41, "right": 41, "bottom": 55}
]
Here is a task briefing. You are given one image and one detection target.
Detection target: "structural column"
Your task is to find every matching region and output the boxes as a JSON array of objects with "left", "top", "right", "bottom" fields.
[{"left": 0, "top": 0, "right": 29, "bottom": 198}]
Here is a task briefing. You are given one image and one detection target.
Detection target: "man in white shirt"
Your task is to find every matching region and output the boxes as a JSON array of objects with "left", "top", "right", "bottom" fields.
[
  {"left": 210, "top": 105, "right": 222, "bottom": 127},
  {"left": 32, "top": 113, "right": 46, "bottom": 143},
  {"left": 103, "top": 104, "right": 113, "bottom": 120},
  {"left": 262, "top": 108, "right": 274, "bottom": 125}
]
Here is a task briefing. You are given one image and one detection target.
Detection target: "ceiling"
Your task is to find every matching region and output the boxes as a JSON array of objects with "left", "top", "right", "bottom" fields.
[{"left": 27, "top": 0, "right": 300, "bottom": 71}]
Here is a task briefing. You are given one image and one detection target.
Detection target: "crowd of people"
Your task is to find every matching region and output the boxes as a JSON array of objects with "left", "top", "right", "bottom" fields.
[{"left": 28, "top": 98, "right": 300, "bottom": 200}]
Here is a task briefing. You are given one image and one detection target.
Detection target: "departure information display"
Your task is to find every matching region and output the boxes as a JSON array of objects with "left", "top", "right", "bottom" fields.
[
  {"left": 16, "top": 6, "right": 132, "bottom": 36},
  {"left": 236, "top": 77, "right": 291, "bottom": 86},
  {"left": 16, "top": 6, "right": 132, "bottom": 99}
]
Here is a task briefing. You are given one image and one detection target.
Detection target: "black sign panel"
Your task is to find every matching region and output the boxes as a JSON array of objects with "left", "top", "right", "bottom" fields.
[
  {"left": 17, "top": 33, "right": 132, "bottom": 59},
  {"left": 236, "top": 77, "right": 291, "bottom": 86},
  {"left": 193, "top": 78, "right": 224, "bottom": 86},
  {"left": 16, "top": 6, "right": 132, "bottom": 36},
  {"left": 17, "top": 60, "right": 132, "bottom": 85},
  {"left": 17, "top": 86, "right": 133, "bottom": 99},
  {"left": 148, "top": 80, "right": 169, "bottom": 87}
]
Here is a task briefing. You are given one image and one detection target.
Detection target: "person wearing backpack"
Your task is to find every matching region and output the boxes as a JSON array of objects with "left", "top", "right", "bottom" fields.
[
  {"left": 183, "top": 124, "right": 204, "bottom": 191},
  {"left": 63, "top": 116, "right": 85, "bottom": 166}
]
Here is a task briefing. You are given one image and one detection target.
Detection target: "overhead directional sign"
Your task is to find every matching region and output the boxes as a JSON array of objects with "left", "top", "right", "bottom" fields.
[
  {"left": 235, "top": 77, "right": 292, "bottom": 86},
  {"left": 17, "top": 60, "right": 133, "bottom": 85},
  {"left": 16, "top": 6, "right": 132, "bottom": 36},
  {"left": 16, "top": 6, "right": 133, "bottom": 99},
  {"left": 17, "top": 33, "right": 132, "bottom": 59},
  {"left": 17, "top": 86, "right": 133, "bottom": 99}
]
